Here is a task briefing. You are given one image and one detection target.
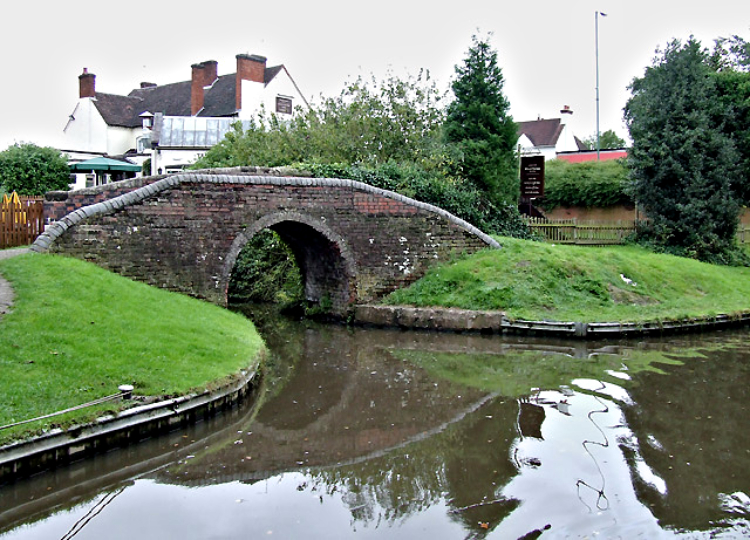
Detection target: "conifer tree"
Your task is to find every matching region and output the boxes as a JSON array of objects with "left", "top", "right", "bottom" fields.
[
  {"left": 444, "top": 35, "right": 519, "bottom": 205},
  {"left": 625, "top": 38, "right": 742, "bottom": 263}
]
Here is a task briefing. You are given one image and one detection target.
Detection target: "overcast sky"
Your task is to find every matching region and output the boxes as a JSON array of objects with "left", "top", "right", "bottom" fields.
[{"left": 1, "top": 0, "right": 749, "bottom": 152}]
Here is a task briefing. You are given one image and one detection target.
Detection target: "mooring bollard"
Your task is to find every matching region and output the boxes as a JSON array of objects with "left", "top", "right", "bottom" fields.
[{"left": 118, "top": 384, "right": 134, "bottom": 400}]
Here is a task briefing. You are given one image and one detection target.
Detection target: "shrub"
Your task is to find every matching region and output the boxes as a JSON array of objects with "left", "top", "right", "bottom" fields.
[
  {"left": 0, "top": 143, "right": 71, "bottom": 196},
  {"left": 540, "top": 159, "right": 631, "bottom": 210}
]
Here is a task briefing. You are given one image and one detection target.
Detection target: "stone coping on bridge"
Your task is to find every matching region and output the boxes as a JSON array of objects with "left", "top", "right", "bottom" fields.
[
  {"left": 353, "top": 304, "right": 750, "bottom": 338},
  {"left": 0, "top": 363, "right": 261, "bottom": 484},
  {"left": 32, "top": 169, "right": 500, "bottom": 253}
]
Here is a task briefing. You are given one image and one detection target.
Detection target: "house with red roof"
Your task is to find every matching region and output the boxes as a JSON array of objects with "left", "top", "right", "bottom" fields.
[
  {"left": 517, "top": 105, "right": 628, "bottom": 162},
  {"left": 62, "top": 54, "right": 307, "bottom": 187}
]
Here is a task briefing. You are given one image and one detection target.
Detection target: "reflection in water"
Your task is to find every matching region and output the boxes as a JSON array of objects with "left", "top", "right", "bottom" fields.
[{"left": 1, "top": 308, "right": 749, "bottom": 539}]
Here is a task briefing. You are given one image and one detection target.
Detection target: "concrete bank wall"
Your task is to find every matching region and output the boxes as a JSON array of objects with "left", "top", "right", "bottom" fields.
[
  {"left": 0, "top": 366, "right": 260, "bottom": 484},
  {"left": 353, "top": 305, "right": 750, "bottom": 338}
]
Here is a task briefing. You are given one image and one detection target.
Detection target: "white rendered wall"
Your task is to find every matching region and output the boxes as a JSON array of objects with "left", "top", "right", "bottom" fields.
[{"left": 62, "top": 99, "right": 109, "bottom": 154}]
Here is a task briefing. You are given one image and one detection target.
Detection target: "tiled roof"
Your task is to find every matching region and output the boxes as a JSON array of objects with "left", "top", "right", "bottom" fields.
[
  {"left": 92, "top": 93, "right": 146, "bottom": 128},
  {"left": 517, "top": 118, "right": 564, "bottom": 147},
  {"left": 128, "top": 80, "right": 193, "bottom": 117},
  {"left": 199, "top": 74, "right": 237, "bottom": 117},
  {"left": 93, "top": 65, "right": 284, "bottom": 127}
]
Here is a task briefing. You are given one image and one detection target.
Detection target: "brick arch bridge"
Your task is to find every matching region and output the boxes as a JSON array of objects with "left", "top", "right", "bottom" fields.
[{"left": 32, "top": 169, "right": 499, "bottom": 314}]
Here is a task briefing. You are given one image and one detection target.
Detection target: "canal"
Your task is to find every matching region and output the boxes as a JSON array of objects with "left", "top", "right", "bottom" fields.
[{"left": 0, "top": 307, "right": 749, "bottom": 539}]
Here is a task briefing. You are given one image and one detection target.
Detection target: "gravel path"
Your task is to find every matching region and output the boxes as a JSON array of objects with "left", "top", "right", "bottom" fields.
[{"left": 0, "top": 247, "right": 29, "bottom": 320}]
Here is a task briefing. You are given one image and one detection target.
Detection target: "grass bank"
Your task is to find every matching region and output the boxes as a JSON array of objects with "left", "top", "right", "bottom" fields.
[
  {"left": 0, "top": 253, "right": 264, "bottom": 445},
  {"left": 385, "top": 236, "right": 750, "bottom": 323}
]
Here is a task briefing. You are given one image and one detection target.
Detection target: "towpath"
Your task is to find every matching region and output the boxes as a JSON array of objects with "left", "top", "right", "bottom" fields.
[{"left": 0, "top": 247, "right": 29, "bottom": 320}]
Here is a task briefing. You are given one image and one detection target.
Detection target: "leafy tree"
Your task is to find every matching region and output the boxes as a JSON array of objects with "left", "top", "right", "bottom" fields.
[
  {"left": 624, "top": 38, "right": 743, "bottom": 264},
  {"left": 579, "top": 130, "right": 627, "bottom": 151},
  {"left": 194, "top": 71, "right": 445, "bottom": 169},
  {"left": 443, "top": 35, "right": 519, "bottom": 205},
  {"left": 710, "top": 36, "right": 750, "bottom": 205},
  {"left": 708, "top": 35, "right": 750, "bottom": 72},
  {"left": 0, "top": 143, "right": 71, "bottom": 195},
  {"left": 311, "top": 71, "right": 445, "bottom": 165}
]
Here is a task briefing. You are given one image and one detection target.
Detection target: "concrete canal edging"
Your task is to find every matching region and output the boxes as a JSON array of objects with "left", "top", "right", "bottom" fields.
[
  {"left": 353, "top": 305, "right": 750, "bottom": 338},
  {"left": 0, "top": 365, "right": 261, "bottom": 484}
]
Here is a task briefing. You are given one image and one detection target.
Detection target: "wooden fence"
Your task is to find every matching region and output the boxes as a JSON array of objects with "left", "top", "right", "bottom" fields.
[
  {"left": 737, "top": 224, "right": 750, "bottom": 245},
  {"left": 0, "top": 193, "right": 45, "bottom": 249},
  {"left": 525, "top": 218, "right": 636, "bottom": 245},
  {"left": 527, "top": 218, "right": 750, "bottom": 246}
]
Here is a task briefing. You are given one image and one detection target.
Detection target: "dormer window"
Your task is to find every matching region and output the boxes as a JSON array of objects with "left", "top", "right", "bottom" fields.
[{"left": 140, "top": 111, "right": 154, "bottom": 130}]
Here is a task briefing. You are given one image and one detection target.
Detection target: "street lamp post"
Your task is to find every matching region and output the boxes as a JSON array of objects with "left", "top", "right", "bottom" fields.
[{"left": 595, "top": 11, "right": 607, "bottom": 161}]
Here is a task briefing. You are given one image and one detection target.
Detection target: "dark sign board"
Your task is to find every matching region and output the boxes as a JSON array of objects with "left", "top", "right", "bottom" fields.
[
  {"left": 276, "top": 96, "right": 293, "bottom": 115},
  {"left": 520, "top": 155, "right": 545, "bottom": 199}
]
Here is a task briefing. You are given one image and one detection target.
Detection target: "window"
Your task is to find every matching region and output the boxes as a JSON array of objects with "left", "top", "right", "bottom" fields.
[{"left": 137, "top": 135, "right": 151, "bottom": 154}]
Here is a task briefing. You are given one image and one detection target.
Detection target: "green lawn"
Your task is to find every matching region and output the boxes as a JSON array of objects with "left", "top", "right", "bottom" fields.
[
  {"left": 385, "top": 236, "right": 750, "bottom": 322},
  {"left": 0, "top": 253, "right": 264, "bottom": 444}
]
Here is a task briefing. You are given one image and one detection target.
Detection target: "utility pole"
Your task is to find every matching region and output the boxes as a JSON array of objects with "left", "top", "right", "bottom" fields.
[{"left": 595, "top": 11, "right": 607, "bottom": 161}]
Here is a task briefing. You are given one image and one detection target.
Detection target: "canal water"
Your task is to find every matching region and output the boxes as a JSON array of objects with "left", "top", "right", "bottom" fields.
[{"left": 1, "top": 308, "right": 749, "bottom": 539}]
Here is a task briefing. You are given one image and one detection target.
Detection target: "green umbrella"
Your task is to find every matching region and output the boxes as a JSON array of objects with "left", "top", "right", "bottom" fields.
[{"left": 69, "top": 157, "right": 141, "bottom": 172}]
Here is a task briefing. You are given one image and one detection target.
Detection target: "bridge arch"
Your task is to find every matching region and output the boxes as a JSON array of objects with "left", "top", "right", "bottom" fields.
[{"left": 223, "top": 211, "right": 358, "bottom": 311}]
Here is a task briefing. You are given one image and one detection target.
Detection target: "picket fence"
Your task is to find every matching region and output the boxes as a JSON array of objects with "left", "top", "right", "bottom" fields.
[{"left": 0, "top": 193, "right": 45, "bottom": 249}]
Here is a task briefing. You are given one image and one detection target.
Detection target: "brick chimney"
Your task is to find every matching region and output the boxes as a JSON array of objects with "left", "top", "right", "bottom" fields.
[
  {"left": 191, "top": 63, "right": 205, "bottom": 115},
  {"left": 191, "top": 60, "right": 220, "bottom": 115},
  {"left": 202, "top": 60, "right": 218, "bottom": 87},
  {"left": 79, "top": 68, "right": 96, "bottom": 98},
  {"left": 235, "top": 54, "right": 267, "bottom": 110}
]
